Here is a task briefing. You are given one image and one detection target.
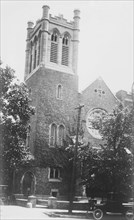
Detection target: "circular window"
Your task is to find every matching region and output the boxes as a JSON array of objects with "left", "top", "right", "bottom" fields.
[{"left": 86, "top": 108, "right": 106, "bottom": 139}]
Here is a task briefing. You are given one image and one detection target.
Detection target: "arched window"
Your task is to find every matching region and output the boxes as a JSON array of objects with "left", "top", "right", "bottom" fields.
[
  {"left": 62, "top": 34, "right": 69, "bottom": 66},
  {"left": 29, "top": 42, "right": 33, "bottom": 73},
  {"left": 33, "top": 37, "right": 37, "bottom": 69},
  {"left": 57, "top": 84, "right": 62, "bottom": 99},
  {"left": 50, "top": 31, "right": 58, "bottom": 63},
  {"left": 58, "top": 124, "right": 65, "bottom": 146},
  {"left": 50, "top": 123, "right": 57, "bottom": 146},
  {"left": 37, "top": 32, "right": 41, "bottom": 66}
]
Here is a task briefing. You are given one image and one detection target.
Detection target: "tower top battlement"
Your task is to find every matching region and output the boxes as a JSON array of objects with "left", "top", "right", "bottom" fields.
[
  {"left": 27, "top": 5, "right": 80, "bottom": 32},
  {"left": 49, "top": 14, "right": 74, "bottom": 29},
  {"left": 24, "top": 4, "right": 80, "bottom": 80}
]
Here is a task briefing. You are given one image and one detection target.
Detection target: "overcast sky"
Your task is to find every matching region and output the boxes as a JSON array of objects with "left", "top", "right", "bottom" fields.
[{"left": 1, "top": 0, "right": 133, "bottom": 94}]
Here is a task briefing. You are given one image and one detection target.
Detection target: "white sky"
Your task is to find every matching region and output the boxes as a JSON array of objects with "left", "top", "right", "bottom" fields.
[{"left": 1, "top": 0, "right": 134, "bottom": 94}]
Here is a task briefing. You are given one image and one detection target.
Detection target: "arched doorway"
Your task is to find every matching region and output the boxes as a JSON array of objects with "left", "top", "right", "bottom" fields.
[{"left": 21, "top": 171, "right": 36, "bottom": 196}]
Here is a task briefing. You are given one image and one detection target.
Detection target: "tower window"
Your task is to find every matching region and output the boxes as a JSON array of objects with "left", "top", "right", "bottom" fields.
[
  {"left": 50, "top": 123, "right": 57, "bottom": 146},
  {"left": 51, "top": 33, "right": 57, "bottom": 42},
  {"left": 50, "top": 32, "right": 58, "bottom": 63},
  {"left": 57, "top": 84, "right": 62, "bottom": 99},
  {"left": 62, "top": 35, "right": 69, "bottom": 66},
  {"left": 58, "top": 124, "right": 65, "bottom": 146},
  {"left": 37, "top": 32, "right": 41, "bottom": 66},
  {"left": 62, "top": 36, "right": 68, "bottom": 46},
  {"left": 29, "top": 42, "right": 33, "bottom": 73},
  {"left": 33, "top": 38, "right": 37, "bottom": 69},
  {"left": 29, "top": 54, "right": 32, "bottom": 73},
  {"left": 34, "top": 49, "right": 37, "bottom": 69}
]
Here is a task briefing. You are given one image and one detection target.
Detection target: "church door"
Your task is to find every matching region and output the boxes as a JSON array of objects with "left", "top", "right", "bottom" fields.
[{"left": 21, "top": 171, "right": 35, "bottom": 196}]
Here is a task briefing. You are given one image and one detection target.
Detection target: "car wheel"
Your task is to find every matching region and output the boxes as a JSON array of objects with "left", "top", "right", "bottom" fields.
[
  {"left": 93, "top": 208, "right": 104, "bottom": 220},
  {"left": 125, "top": 209, "right": 134, "bottom": 220}
]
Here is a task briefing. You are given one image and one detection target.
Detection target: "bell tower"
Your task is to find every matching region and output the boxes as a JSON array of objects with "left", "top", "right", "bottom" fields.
[
  {"left": 24, "top": 5, "right": 80, "bottom": 80},
  {"left": 24, "top": 5, "right": 80, "bottom": 158}
]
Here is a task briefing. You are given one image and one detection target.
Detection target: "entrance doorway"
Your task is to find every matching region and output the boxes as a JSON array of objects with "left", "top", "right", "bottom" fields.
[{"left": 21, "top": 171, "right": 36, "bottom": 196}]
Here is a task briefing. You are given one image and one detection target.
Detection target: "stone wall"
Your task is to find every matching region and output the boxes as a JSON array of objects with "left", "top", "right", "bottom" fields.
[
  {"left": 81, "top": 77, "right": 119, "bottom": 147},
  {"left": 26, "top": 66, "right": 78, "bottom": 156},
  {"left": 25, "top": 66, "right": 78, "bottom": 196}
]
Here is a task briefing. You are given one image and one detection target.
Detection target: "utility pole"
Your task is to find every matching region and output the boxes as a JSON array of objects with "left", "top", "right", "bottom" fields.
[{"left": 68, "top": 104, "right": 84, "bottom": 214}]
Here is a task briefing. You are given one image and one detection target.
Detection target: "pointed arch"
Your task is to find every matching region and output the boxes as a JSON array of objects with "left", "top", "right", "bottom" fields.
[
  {"left": 56, "top": 84, "right": 62, "bottom": 99},
  {"left": 61, "top": 31, "right": 71, "bottom": 43},
  {"left": 37, "top": 31, "right": 41, "bottom": 66},
  {"left": 61, "top": 32, "right": 71, "bottom": 66},
  {"left": 50, "top": 28, "right": 60, "bottom": 63},
  {"left": 29, "top": 41, "right": 33, "bottom": 73},
  {"left": 33, "top": 36, "right": 38, "bottom": 69},
  {"left": 58, "top": 124, "right": 65, "bottom": 146},
  {"left": 49, "top": 123, "right": 57, "bottom": 146},
  {"left": 21, "top": 171, "right": 36, "bottom": 196},
  {"left": 50, "top": 28, "right": 61, "bottom": 38}
]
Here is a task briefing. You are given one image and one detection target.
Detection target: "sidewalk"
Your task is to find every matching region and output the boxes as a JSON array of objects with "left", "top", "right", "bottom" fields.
[
  {"left": 0, "top": 205, "right": 48, "bottom": 220},
  {"left": 41, "top": 206, "right": 91, "bottom": 219},
  {"left": 44, "top": 209, "right": 91, "bottom": 219},
  {"left": 0, "top": 205, "right": 91, "bottom": 220}
]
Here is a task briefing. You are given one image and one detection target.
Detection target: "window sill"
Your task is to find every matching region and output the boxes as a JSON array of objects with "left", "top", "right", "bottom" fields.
[
  {"left": 48, "top": 178, "right": 62, "bottom": 182},
  {"left": 49, "top": 145, "right": 56, "bottom": 148}
]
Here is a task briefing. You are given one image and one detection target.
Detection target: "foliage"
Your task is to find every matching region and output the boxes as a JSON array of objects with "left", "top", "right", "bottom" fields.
[
  {"left": 38, "top": 115, "right": 85, "bottom": 169},
  {"left": 38, "top": 143, "right": 71, "bottom": 168},
  {"left": 65, "top": 116, "right": 85, "bottom": 165},
  {"left": 0, "top": 65, "right": 35, "bottom": 191},
  {"left": 80, "top": 104, "right": 134, "bottom": 198}
]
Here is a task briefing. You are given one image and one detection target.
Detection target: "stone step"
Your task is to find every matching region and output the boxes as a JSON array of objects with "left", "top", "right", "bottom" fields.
[{"left": 37, "top": 199, "right": 48, "bottom": 206}]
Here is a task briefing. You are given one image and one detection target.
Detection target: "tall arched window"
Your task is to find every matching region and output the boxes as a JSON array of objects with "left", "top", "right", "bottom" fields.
[
  {"left": 37, "top": 32, "right": 41, "bottom": 66},
  {"left": 58, "top": 124, "right": 65, "bottom": 146},
  {"left": 57, "top": 84, "right": 62, "bottom": 99},
  {"left": 62, "top": 34, "right": 69, "bottom": 66},
  {"left": 33, "top": 37, "right": 37, "bottom": 69},
  {"left": 50, "top": 123, "right": 57, "bottom": 146},
  {"left": 29, "top": 42, "right": 33, "bottom": 73},
  {"left": 50, "top": 31, "right": 58, "bottom": 63}
]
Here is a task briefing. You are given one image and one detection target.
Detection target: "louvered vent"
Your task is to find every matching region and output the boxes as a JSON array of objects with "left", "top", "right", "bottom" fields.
[
  {"left": 50, "top": 42, "right": 58, "bottom": 63},
  {"left": 62, "top": 46, "right": 69, "bottom": 66}
]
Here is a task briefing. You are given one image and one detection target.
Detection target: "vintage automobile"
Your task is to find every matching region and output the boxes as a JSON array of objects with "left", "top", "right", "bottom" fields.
[{"left": 88, "top": 192, "right": 133, "bottom": 220}]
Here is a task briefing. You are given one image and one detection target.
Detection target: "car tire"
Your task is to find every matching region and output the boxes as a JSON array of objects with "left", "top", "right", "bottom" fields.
[
  {"left": 93, "top": 208, "right": 104, "bottom": 220},
  {"left": 125, "top": 209, "right": 134, "bottom": 220}
]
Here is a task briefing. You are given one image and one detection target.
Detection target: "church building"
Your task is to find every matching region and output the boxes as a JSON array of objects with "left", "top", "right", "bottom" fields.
[{"left": 19, "top": 4, "right": 119, "bottom": 198}]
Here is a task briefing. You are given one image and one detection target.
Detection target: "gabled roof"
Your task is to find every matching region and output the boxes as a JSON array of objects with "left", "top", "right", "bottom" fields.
[{"left": 82, "top": 76, "right": 119, "bottom": 102}]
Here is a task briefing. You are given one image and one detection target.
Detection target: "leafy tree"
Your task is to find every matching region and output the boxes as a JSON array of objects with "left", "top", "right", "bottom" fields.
[
  {"left": 0, "top": 65, "right": 35, "bottom": 194},
  {"left": 79, "top": 104, "right": 133, "bottom": 199}
]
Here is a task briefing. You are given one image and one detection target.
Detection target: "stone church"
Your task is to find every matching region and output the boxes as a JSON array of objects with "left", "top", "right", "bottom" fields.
[{"left": 19, "top": 4, "right": 120, "bottom": 198}]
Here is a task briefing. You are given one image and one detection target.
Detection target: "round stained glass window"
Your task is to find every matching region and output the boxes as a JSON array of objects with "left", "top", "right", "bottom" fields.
[{"left": 86, "top": 108, "right": 106, "bottom": 139}]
